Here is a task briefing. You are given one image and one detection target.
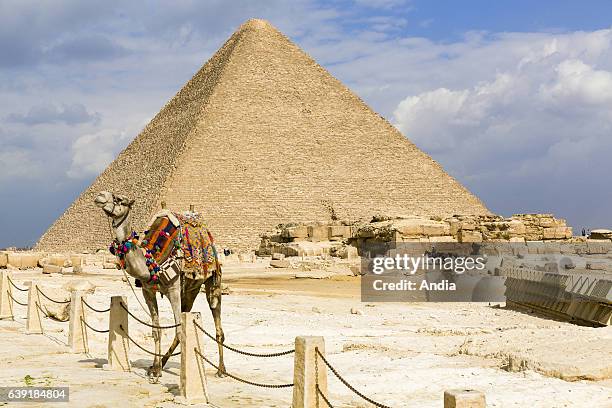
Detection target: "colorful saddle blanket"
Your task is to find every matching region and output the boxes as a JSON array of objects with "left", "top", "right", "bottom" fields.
[{"left": 142, "top": 211, "right": 220, "bottom": 281}]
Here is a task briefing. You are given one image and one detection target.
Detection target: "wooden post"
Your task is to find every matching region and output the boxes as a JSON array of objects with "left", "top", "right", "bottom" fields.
[
  {"left": 292, "top": 336, "right": 328, "bottom": 408},
  {"left": 26, "top": 281, "right": 42, "bottom": 334},
  {"left": 68, "top": 291, "right": 86, "bottom": 353},
  {"left": 108, "top": 296, "right": 130, "bottom": 371},
  {"left": 178, "top": 311, "right": 208, "bottom": 404},
  {"left": 0, "top": 271, "right": 13, "bottom": 320},
  {"left": 444, "top": 389, "right": 486, "bottom": 408}
]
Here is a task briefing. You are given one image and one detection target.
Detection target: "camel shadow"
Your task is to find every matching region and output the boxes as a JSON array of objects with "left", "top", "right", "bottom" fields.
[
  {"left": 131, "top": 358, "right": 180, "bottom": 376},
  {"left": 78, "top": 358, "right": 107, "bottom": 368}
]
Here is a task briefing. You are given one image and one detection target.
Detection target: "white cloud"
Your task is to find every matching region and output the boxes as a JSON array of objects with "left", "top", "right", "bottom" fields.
[
  {"left": 0, "top": 148, "right": 42, "bottom": 182},
  {"left": 391, "top": 29, "right": 612, "bottom": 226},
  {"left": 540, "top": 59, "right": 612, "bottom": 106},
  {"left": 67, "top": 129, "right": 130, "bottom": 179}
]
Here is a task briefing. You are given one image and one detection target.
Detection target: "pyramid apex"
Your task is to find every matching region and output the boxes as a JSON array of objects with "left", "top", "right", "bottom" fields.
[{"left": 240, "top": 18, "right": 275, "bottom": 31}]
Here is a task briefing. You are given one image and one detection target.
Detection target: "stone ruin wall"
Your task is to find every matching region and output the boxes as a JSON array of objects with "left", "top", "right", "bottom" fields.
[{"left": 258, "top": 213, "right": 575, "bottom": 257}]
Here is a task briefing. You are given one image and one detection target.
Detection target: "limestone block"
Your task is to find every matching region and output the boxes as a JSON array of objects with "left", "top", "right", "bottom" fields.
[
  {"left": 422, "top": 222, "right": 450, "bottom": 237},
  {"left": 62, "top": 279, "right": 96, "bottom": 294},
  {"left": 0, "top": 252, "right": 7, "bottom": 268},
  {"left": 283, "top": 226, "right": 308, "bottom": 239},
  {"left": 43, "top": 264, "right": 63, "bottom": 274},
  {"left": 272, "top": 253, "right": 285, "bottom": 260},
  {"left": 336, "top": 245, "right": 359, "bottom": 259},
  {"left": 307, "top": 226, "right": 329, "bottom": 242},
  {"left": 328, "top": 225, "right": 351, "bottom": 238},
  {"left": 526, "top": 241, "right": 545, "bottom": 254},
  {"left": 20, "top": 253, "right": 41, "bottom": 269},
  {"left": 590, "top": 229, "right": 612, "bottom": 240},
  {"left": 458, "top": 230, "right": 482, "bottom": 243},
  {"left": 586, "top": 240, "right": 610, "bottom": 254},
  {"left": 270, "top": 259, "right": 290, "bottom": 268},
  {"left": 448, "top": 218, "right": 461, "bottom": 236},
  {"left": 103, "top": 262, "right": 118, "bottom": 269},
  {"left": 444, "top": 389, "right": 486, "bottom": 408},
  {"left": 508, "top": 220, "right": 526, "bottom": 235},
  {"left": 7, "top": 253, "right": 22, "bottom": 269},
  {"left": 430, "top": 236, "right": 457, "bottom": 242},
  {"left": 538, "top": 217, "right": 555, "bottom": 228},
  {"left": 459, "top": 220, "right": 477, "bottom": 231},
  {"left": 284, "top": 244, "right": 303, "bottom": 257},
  {"left": 70, "top": 255, "right": 85, "bottom": 268},
  {"left": 395, "top": 219, "right": 424, "bottom": 236},
  {"left": 37, "top": 286, "right": 70, "bottom": 320},
  {"left": 49, "top": 255, "right": 69, "bottom": 267}
]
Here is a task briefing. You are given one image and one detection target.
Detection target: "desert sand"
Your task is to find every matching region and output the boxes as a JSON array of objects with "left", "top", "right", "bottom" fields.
[{"left": 1, "top": 260, "right": 611, "bottom": 408}]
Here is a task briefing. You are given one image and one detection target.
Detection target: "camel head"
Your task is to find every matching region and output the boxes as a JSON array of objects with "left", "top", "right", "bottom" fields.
[{"left": 94, "top": 191, "right": 135, "bottom": 221}]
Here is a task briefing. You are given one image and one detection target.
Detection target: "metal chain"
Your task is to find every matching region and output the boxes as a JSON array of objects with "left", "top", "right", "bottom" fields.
[
  {"left": 315, "top": 348, "right": 391, "bottom": 408},
  {"left": 81, "top": 299, "right": 110, "bottom": 313},
  {"left": 35, "top": 302, "right": 69, "bottom": 322},
  {"left": 119, "top": 324, "right": 180, "bottom": 357},
  {"left": 194, "top": 348, "right": 293, "bottom": 389},
  {"left": 316, "top": 346, "right": 320, "bottom": 408},
  {"left": 36, "top": 287, "right": 70, "bottom": 304},
  {"left": 80, "top": 316, "right": 109, "bottom": 333},
  {"left": 7, "top": 292, "right": 27, "bottom": 306},
  {"left": 7, "top": 277, "right": 29, "bottom": 292},
  {"left": 120, "top": 303, "right": 181, "bottom": 329},
  {"left": 193, "top": 321, "right": 295, "bottom": 357},
  {"left": 317, "top": 385, "right": 334, "bottom": 408}
]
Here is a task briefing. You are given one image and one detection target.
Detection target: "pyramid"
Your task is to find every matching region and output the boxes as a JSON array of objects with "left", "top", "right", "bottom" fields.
[{"left": 36, "top": 19, "right": 490, "bottom": 252}]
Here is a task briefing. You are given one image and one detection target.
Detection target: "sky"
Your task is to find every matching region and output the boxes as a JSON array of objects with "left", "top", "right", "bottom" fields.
[{"left": 1, "top": 0, "right": 611, "bottom": 248}]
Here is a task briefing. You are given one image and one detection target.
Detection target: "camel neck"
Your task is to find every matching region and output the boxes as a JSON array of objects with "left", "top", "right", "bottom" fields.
[{"left": 113, "top": 213, "right": 131, "bottom": 242}]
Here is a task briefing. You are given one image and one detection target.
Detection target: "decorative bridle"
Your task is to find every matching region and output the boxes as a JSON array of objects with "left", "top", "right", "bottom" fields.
[{"left": 104, "top": 198, "right": 162, "bottom": 291}]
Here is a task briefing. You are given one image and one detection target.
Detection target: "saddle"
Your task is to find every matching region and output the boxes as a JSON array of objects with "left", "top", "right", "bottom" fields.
[{"left": 142, "top": 210, "right": 220, "bottom": 282}]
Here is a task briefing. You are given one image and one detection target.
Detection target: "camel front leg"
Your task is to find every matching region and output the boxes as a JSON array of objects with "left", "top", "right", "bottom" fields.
[
  {"left": 161, "top": 277, "right": 183, "bottom": 369},
  {"left": 205, "top": 276, "right": 225, "bottom": 377},
  {"left": 142, "top": 288, "right": 162, "bottom": 381}
]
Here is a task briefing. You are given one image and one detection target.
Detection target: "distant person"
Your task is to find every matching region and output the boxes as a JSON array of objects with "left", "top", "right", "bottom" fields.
[
  {"left": 582, "top": 228, "right": 586, "bottom": 236},
  {"left": 223, "top": 248, "right": 232, "bottom": 257}
]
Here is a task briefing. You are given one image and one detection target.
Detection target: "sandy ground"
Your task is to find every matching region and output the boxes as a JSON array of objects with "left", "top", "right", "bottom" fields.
[{"left": 0, "top": 262, "right": 611, "bottom": 408}]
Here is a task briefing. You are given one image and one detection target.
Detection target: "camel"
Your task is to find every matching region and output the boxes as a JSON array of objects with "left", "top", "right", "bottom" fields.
[{"left": 94, "top": 191, "right": 226, "bottom": 380}]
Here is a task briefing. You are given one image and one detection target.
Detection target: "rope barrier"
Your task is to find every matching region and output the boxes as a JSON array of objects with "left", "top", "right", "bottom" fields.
[
  {"left": 7, "top": 277, "right": 29, "bottom": 292},
  {"left": 7, "top": 292, "right": 27, "bottom": 306},
  {"left": 36, "top": 287, "right": 70, "bottom": 304},
  {"left": 315, "top": 348, "right": 391, "bottom": 408},
  {"left": 81, "top": 299, "right": 110, "bottom": 313},
  {"left": 193, "top": 321, "right": 295, "bottom": 358},
  {"left": 194, "top": 348, "right": 294, "bottom": 389},
  {"left": 120, "top": 303, "right": 181, "bottom": 330},
  {"left": 80, "top": 316, "right": 109, "bottom": 334},
  {"left": 119, "top": 324, "right": 180, "bottom": 357},
  {"left": 35, "top": 302, "right": 70, "bottom": 322},
  {"left": 317, "top": 385, "right": 334, "bottom": 407}
]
